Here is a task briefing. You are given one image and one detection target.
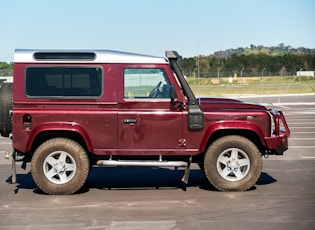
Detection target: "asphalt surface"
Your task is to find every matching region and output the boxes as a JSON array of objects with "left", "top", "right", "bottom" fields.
[{"left": 0, "top": 94, "right": 314, "bottom": 230}]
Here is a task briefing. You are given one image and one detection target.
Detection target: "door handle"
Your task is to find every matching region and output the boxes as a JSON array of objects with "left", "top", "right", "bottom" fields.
[{"left": 123, "top": 119, "right": 137, "bottom": 124}]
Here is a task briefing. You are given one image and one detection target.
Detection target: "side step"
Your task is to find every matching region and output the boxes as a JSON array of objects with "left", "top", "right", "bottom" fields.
[
  {"left": 96, "top": 160, "right": 188, "bottom": 168},
  {"left": 96, "top": 157, "right": 192, "bottom": 184}
]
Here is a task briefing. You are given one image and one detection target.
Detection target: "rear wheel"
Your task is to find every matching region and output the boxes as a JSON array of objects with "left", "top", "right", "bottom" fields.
[
  {"left": 31, "top": 138, "right": 90, "bottom": 195},
  {"left": 0, "top": 83, "right": 13, "bottom": 137},
  {"left": 204, "top": 135, "right": 262, "bottom": 191}
]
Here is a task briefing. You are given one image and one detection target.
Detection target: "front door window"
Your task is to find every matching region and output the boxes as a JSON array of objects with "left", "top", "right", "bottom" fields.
[{"left": 124, "top": 68, "right": 172, "bottom": 99}]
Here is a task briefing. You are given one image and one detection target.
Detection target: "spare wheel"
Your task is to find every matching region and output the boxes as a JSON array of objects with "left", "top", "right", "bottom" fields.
[{"left": 0, "top": 83, "right": 13, "bottom": 137}]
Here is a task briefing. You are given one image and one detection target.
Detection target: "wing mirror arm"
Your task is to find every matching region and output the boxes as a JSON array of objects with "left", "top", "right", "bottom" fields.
[
  {"left": 170, "top": 85, "right": 176, "bottom": 103},
  {"left": 170, "top": 85, "right": 184, "bottom": 111}
]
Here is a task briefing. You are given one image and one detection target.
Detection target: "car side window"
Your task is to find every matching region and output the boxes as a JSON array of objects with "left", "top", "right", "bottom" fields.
[
  {"left": 25, "top": 67, "right": 102, "bottom": 98},
  {"left": 124, "top": 68, "right": 172, "bottom": 99}
]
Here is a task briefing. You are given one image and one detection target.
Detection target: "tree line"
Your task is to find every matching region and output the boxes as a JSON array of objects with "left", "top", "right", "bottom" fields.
[
  {"left": 178, "top": 45, "right": 315, "bottom": 78},
  {"left": 0, "top": 62, "right": 13, "bottom": 69},
  {"left": 1, "top": 45, "right": 315, "bottom": 78}
]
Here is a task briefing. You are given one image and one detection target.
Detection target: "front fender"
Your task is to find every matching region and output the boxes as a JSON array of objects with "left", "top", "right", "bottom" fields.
[
  {"left": 199, "top": 120, "right": 267, "bottom": 152},
  {"left": 26, "top": 122, "right": 93, "bottom": 152}
]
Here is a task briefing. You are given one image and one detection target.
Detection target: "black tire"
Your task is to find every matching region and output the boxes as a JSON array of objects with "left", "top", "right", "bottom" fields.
[
  {"left": 0, "top": 83, "right": 13, "bottom": 137},
  {"left": 204, "top": 135, "right": 262, "bottom": 192},
  {"left": 197, "top": 160, "right": 205, "bottom": 172},
  {"left": 31, "top": 138, "right": 90, "bottom": 195}
]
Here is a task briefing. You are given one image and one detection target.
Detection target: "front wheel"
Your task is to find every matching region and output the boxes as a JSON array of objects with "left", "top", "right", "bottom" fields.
[
  {"left": 204, "top": 135, "right": 262, "bottom": 191},
  {"left": 31, "top": 138, "right": 90, "bottom": 195}
]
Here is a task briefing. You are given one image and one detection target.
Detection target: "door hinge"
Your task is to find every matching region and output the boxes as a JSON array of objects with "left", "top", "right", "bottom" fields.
[{"left": 178, "top": 139, "right": 186, "bottom": 147}]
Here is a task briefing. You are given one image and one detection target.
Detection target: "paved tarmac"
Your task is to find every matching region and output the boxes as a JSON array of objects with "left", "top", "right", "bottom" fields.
[{"left": 0, "top": 94, "right": 314, "bottom": 230}]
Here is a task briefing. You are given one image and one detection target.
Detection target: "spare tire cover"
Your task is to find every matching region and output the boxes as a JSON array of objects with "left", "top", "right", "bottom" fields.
[{"left": 0, "top": 83, "right": 13, "bottom": 137}]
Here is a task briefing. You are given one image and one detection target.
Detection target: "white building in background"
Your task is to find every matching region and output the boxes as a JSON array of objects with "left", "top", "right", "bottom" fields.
[
  {"left": 296, "top": 71, "right": 315, "bottom": 77},
  {"left": 0, "top": 76, "right": 13, "bottom": 83}
]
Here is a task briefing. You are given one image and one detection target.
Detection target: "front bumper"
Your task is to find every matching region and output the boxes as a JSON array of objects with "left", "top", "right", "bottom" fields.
[
  {"left": 265, "top": 135, "right": 289, "bottom": 155},
  {"left": 265, "top": 110, "right": 290, "bottom": 155}
]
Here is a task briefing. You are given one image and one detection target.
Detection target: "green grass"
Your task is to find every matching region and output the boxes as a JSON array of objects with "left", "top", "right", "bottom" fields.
[{"left": 186, "top": 76, "right": 315, "bottom": 96}]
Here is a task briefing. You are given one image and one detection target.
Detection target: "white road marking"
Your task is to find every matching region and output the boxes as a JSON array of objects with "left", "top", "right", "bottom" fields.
[
  {"left": 287, "top": 111, "right": 315, "bottom": 115},
  {"left": 0, "top": 143, "right": 12, "bottom": 145},
  {"left": 289, "top": 127, "right": 315, "bottom": 129},
  {"left": 108, "top": 221, "right": 176, "bottom": 230},
  {"left": 274, "top": 105, "right": 291, "bottom": 109},
  {"left": 292, "top": 132, "right": 315, "bottom": 134},
  {"left": 289, "top": 146, "right": 315, "bottom": 148},
  {"left": 273, "top": 102, "right": 315, "bottom": 106},
  {"left": 289, "top": 138, "right": 315, "bottom": 140},
  {"left": 287, "top": 122, "right": 315, "bottom": 125},
  {"left": 301, "top": 156, "right": 315, "bottom": 159}
]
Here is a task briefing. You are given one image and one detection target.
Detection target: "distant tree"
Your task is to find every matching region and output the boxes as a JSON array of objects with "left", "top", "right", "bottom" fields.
[
  {"left": 312, "top": 55, "right": 315, "bottom": 69},
  {"left": 209, "top": 57, "right": 222, "bottom": 70},
  {"left": 199, "top": 56, "right": 211, "bottom": 77},
  {"left": 0, "top": 62, "right": 13, "bottom": 69},
  {"left": 278, "top": 43, "right": 285, "bottom": 50},
  {"left": 178, "top": 57, "right": 196, "bottom": 71}
]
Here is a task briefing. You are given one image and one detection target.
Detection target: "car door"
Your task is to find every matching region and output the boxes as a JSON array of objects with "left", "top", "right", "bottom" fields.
[{"left": 117, "top": 66, "right": 184, "bottom": 155}]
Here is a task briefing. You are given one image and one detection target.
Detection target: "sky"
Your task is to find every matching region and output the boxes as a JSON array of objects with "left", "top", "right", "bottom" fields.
[{"left": 1, "top": 0, "right": 315, "bottom": 62}]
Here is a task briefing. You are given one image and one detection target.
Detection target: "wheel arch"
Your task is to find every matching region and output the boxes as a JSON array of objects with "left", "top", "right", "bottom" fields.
[
  {"left": 26, "top": 123, "right": 94, "bottom": 161},
  {"left": 200, "top": 122, "right": 266, "bottom": 154}
]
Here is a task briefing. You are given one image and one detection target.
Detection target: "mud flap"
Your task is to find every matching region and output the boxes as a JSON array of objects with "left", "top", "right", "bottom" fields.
[
  {"left": 11, "top": 152, "right": 16, "bottom": 184},
  {"left": 5, "top": 151, "right": 17, "bottom": 184},
  {"left": 181, "top": 156, "right": 192, "bottom": 184},
  {"left": 9, "top": 151, "right": 26, "bottom": 184}
]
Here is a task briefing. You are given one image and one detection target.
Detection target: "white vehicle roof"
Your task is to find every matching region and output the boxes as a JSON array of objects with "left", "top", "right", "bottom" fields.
[{"left": 14, "top": 49, "right": 168, "bottom": 64}]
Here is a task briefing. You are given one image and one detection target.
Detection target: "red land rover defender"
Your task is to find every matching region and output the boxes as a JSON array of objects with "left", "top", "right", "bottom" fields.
[{"left": 0, "top": 49, "right": 290, "bottom": 194}]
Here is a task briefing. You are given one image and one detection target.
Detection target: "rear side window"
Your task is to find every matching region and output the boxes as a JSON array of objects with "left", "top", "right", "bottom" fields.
[{"left": 25, "top": 67, "right": 102, "bottom": 97}]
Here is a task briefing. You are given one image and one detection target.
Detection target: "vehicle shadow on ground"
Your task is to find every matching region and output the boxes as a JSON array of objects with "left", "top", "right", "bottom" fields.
[
  {"left": 6, "top": 166, "right": 277, "bottom": 194},
  {"left": 85, "top": 166, "right": 209, "bottom": 192}
]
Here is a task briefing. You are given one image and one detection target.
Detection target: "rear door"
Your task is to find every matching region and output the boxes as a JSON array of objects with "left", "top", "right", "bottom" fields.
[{"left": 117, "top": 66, "right": 184, "bottom": 155}]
